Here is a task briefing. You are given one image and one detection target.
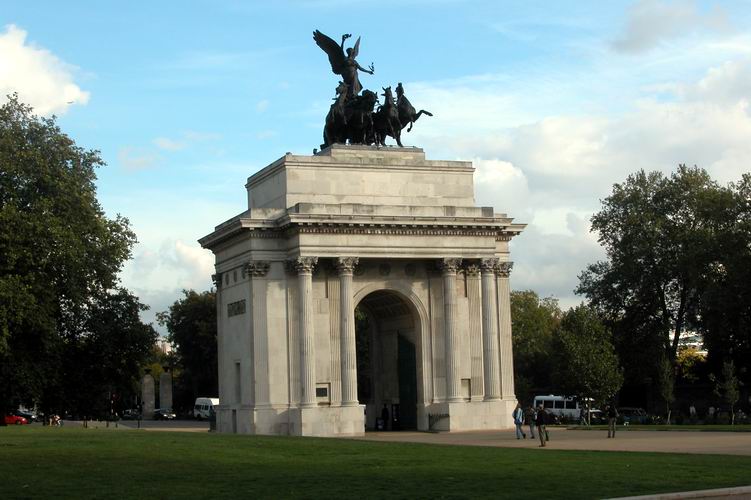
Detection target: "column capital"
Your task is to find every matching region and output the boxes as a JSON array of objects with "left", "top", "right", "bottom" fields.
[
  {"left": 291, "top": 256, "right": 318, "bottom": 274},
  {"left": 437, "top": 257, "right": 462, "bottom": 274},
  {"left": 245, "top": 260, "right": 270, "bottom": 277},
  {"left": 480, "top": 258, "right": 499, "bottom": 274},
  {"left": 335, "top": 256, "right": 359, "bottom": 275},
  {"left": 211, "top": 273, "right": 222, "bottom": 289},
  {"left": 495, "top": 261, "right": 514, "bottom": 278},
  {"left": 464, "top": 262, "right": 481, "bottom": 278}
]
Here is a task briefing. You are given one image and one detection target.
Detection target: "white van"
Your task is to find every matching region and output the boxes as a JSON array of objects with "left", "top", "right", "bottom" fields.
[
  {"left": 532, "top": 395, "right": 584, "bottom": 420},
  {"left": 193, "top": 397, "right": 219, "bottom": 419}
]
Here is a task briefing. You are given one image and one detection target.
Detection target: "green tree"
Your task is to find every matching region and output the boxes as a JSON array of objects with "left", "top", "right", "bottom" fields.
[
  {"left": 658, "top": 355, "right": 675, "bottom": 424},
  {"left": 710, "top": 360, "right": 742, "bottom": 425},
  {"left": 0, "top": 95, "right": 142, "bottom": 420},
  {"left": 700, "top": 174, "right": 751, "bottom": 386},
  {"left": 551, "top": 305, "right": 623, "bottom": 408},
  {"left": 157, "top": 290, "right": 217, "bottom": 411},
  {"left": 576, "top": 165, "right": 735, "bottom": 406},
  {"left": 61, "top": 289, "right": 157, "bottom": 418},
  {"left": 510, "top": 290, "right": 561, "bottom": 403}
]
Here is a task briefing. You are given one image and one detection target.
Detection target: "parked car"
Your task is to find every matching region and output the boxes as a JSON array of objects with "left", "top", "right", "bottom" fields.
[
  {"left": 154, "top": 409, "right": 176, "bottom": 420},
  {"left": 588, "top": 409, "right": 606, "bottom": 425},
  {"left": 618, "top": 407, "right": 648, "bottom": 425},
  {"left": 4, "top": 414, "right": 29, "bottom": 425},
  {"left": 12, "top": 410, "right": 38, "bottom": 423},
  {"left": 121, "top": 409, "right": 141, "bottom": 420}
]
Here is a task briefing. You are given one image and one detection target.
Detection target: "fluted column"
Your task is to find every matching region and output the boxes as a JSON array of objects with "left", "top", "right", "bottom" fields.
[
  {"left": 480, "top": 258, "right": 501, "bottom": 400},
  {"left": 465, "top": 263, "right": 484, "bottom": 401},
  {"left": 496, "top": 261, "right": 515, "bottom": 399},
  {"left": 246, "top": 260, "right": 270, "bottom": 407},
  {"left": 337, "top": 257, "right": 359, "bottom": 406},
  {"left": 295, "top": 256, "right": 318, "bottom": 408},
  {"left": 439, "top": 258, "right": 463, "bottom": 403}
]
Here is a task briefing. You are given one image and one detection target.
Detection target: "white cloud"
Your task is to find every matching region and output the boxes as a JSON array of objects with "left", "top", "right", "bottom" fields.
[
  {"left": 415, "top": 58, "right": 751, "bottom": 306},
  {"left": 256, "top": 99, "right": 270, "bottom": 112},
  {"left": 118, "top": 146, "right": 159, "bottom": 171},
  {"left": 611, "top": 0, "right": 731, "bottom": 54},
  {"left": 153, "top": 137, "right": 186, "bottom": 151},
  {"left": 122, "top": 240, "right": 214, "bottom": 331},
  {"left": 0, "top": 24, "right": 89, "bottom": 115}
]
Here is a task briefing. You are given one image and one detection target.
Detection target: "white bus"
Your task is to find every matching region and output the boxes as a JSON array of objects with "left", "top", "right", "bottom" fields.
[{"left": 532, "top": 395, "right": 585, "bottom": 420}]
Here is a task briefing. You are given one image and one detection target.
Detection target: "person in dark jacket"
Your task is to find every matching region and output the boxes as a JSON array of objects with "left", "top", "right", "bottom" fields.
[
  {"left": 606, "top": 404, "right": 619, "bottom": 438},
  {"left": 535, "top": 405, "right": 548, "bottom": 447}
]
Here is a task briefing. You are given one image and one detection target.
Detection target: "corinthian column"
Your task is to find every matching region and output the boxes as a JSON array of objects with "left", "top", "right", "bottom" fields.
[
  {"left": 295, "top": 256, "right": 318, "bottom": 408},
  {"left": 337, "top": 257, "right": 359, "bottom": 406},
  {"left": 496, "top": 261, "right": 515, "bottom": 399},
  {"left": 480, "top": 258, "right": 501, "bottom": 401},
  {"left": 439, "top": 257, "right": 463, "bottom": 403}
]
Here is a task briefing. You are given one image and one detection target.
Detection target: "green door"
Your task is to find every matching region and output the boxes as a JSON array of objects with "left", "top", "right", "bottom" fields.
[{"left": 397, "top": 334, "right": 417, "bottom": 430}]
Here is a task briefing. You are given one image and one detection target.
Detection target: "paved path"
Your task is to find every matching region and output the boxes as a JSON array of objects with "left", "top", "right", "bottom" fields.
[{"left": 356, "top": 427, "right": 751, "bottom": 456}]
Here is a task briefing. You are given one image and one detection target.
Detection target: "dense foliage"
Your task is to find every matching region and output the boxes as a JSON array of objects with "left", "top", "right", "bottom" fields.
[
  {"left": 551, "top": 305, "right": 623, "bottom": 406},
  {"left": 157, "top": 290, "right": 218, "bottom": 410},
  {"left": 510, "top": 290, "right": 561, "bottom": 404},
  {"left": 577, "top": 165, "right": 751, "bottom": 410},
  {"left": 0, "top": 95, "right": 156, "bottom": 420}
]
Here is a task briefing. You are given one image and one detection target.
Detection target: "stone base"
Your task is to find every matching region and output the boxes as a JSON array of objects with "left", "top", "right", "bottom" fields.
[
  {"left": 420, "top": 399, "right": 517, "bottom": 432},
  {"left": 295, "top": 405, "right": 365, "bottom": 437},
  {"left": 216, "top": 404, "right": 365, "bottom": 437}
]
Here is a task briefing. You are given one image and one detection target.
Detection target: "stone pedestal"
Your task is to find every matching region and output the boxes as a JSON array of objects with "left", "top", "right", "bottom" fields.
[
  {"left": 159, "top": 369, "right": 172, "bottom": 410},
  {"left": 141, "top": 373, "right": 155, "bottom": 420},
  {"left": 200, "top": 145, "right": 525, "bottom": 436}
]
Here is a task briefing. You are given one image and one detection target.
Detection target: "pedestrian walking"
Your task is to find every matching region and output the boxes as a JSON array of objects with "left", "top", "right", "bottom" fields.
[
  {"left": 536, "top": 405, "right": 548, "bottom": 447},
  {"left": 525, "top": 406, "right": 536, "bottom": 439},
  {"left": 606, "top": 404, "right": 618, "bottom": 438},
  {"left": 513, "top": 403, "right": 526, "bottom": 439}
]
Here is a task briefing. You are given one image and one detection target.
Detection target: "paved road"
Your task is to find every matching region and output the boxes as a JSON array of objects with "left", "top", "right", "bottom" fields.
[
  {"left": 65, "top": 419, "right": 210, "bottom": 432},
  {"left": 356, "top": 427, "right": 751, "bottom": 456}
]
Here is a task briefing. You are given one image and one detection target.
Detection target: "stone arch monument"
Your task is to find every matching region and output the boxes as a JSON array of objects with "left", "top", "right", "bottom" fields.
[{"left": 199, "top": 145, "right": 525, "bottom": 436}]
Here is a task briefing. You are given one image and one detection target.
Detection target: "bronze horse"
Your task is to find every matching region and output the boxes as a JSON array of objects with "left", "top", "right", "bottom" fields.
[
  {"left": 322, "top": 81, "right": 349, "bottom": 149},
  {"left": 396, "top": 83, "right": 432, "bottom": 132},
  {"left": 373, "top": 86, "right": 402, "bottom": 147}
]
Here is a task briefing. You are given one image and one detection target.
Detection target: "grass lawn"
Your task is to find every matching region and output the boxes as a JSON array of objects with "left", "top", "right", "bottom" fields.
[{"left": 1, "top": 427, "right": 750, "bottom": 499}]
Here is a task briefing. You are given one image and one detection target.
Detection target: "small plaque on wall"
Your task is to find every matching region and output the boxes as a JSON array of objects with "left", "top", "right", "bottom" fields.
[{"left": 227, "top": 299, "right": 246, "bottom": 317}]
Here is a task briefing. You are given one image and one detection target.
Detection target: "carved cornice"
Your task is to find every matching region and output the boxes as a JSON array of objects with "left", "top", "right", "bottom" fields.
[
  {"left": 480, "top": 258, "right": 499, "bottom": 274},
  {"left": 437, "top": 258, "right": 462, "bottom": 274},
  {"left": 496, "top": 261, "right": 514, "bottom": 278},
  {"left": 245, "top": 260, "right": 271, "bottom": 277},
  {"left": 287, "top": 226, "right": 507, "bottom": 238},
  {"left": 211, "top": 273, "right": 222, "bottom": 289},
  {"left": 292, "top": 256, "right": 318, "bottom": 274},
  {"left": 336, "top": 256, "right": 359, "bottom": 275}
]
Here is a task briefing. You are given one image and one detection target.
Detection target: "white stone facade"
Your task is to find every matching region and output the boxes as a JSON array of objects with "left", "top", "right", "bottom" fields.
[{"left": 199, "top": 145, "right": 525, "bottom": 436}]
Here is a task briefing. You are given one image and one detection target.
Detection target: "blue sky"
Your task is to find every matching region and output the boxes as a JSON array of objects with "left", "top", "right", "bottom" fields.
[{"left": 3, "top": 1, "right": 751, "bottom": 333}]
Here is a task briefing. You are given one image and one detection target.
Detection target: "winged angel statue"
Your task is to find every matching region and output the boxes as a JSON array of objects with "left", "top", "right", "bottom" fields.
[{"left": 313, "top": 30, "right": 374, "bottom": 98}]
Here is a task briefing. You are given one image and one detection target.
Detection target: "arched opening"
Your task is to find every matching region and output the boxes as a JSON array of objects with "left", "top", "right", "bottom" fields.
[{"left": 355, "top": 289, "right": 419, "bottom": 431}]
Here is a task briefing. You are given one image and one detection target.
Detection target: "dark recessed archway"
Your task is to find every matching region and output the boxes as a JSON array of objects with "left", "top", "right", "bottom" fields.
[{"left": 355, "top": 290, "right": 418, "bottom": 431}]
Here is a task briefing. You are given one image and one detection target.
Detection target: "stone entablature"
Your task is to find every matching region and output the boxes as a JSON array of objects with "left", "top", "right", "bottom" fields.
[{"left": 200, "top": 146, "right": 525, "bottom": 437}]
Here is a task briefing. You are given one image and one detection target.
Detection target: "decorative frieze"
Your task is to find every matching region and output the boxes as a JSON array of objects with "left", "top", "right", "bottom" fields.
[
  {"left": 227, "top": 299, "right": 246, "bottom": 317},
  {"left": 245, "top": 260, "right": 271, "bottom": 277}
]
